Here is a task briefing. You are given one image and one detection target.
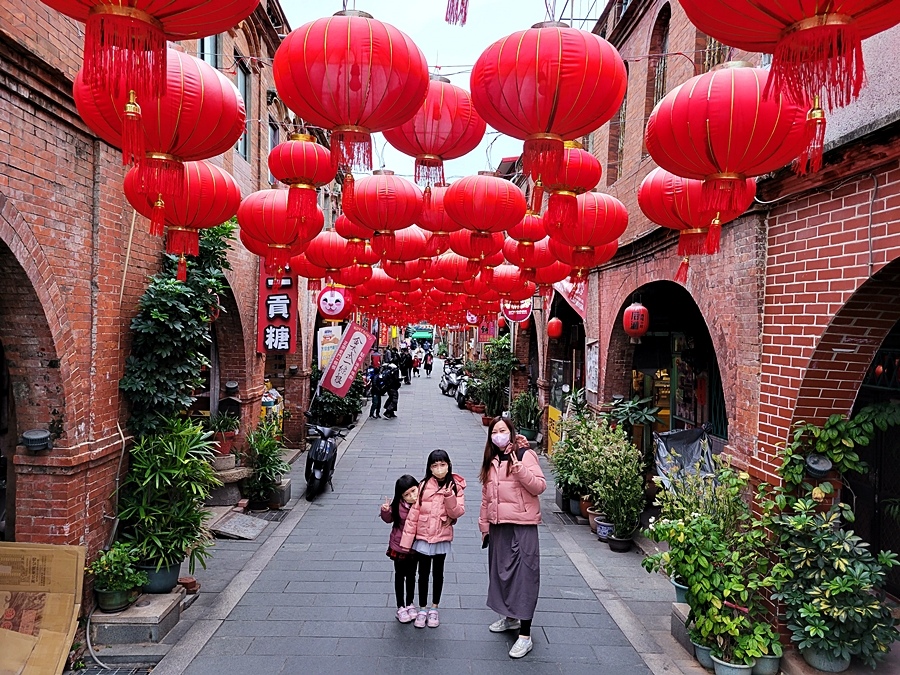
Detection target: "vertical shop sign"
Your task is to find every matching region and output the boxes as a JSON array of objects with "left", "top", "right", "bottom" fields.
[
  {"left": 378, "top": 322, "right": 390, "bottom": 345},
  {"left": 257, "top": 263, "right": 298, "bottom": 354},
  {"left": 478, "top": 320, "right": 497, "bottom": 343},
  {"left": 547, "top": 405, "right": 562, "bottom": 449},
  {"left": 317, "top": 325, "right": 343, "bottom": 368},
  {"left": 320, "top": 321, "right": 376, "bottom": 397}
]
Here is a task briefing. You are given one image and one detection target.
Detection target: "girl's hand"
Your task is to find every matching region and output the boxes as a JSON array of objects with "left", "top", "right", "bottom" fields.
[{"left": 381, "top": 496, "right": 391, "bottom": 511}]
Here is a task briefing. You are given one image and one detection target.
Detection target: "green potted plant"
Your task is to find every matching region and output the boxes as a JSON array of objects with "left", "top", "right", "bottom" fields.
[
  {"left": 478, "top": 335, "right": 517, "bottom": 419},
  {"left": 206, "top": 411, "right": 240, "bottom": 455},
  {"left": 244, "top": 420, "right": 292, "bottom": 508},
  {"left": 118, "top": 417, "right": 221, "bottom": 593},
  {"left": 309, "top": 366, "right": 365, "bottom": 426},
  {"left": 466, "top": 379, "right": 486, "bottom": 414},
  {"left": 589, "top": 421, "right": 644, "bottom": 551},
  {"left": 86, "top": 542, "right": 148, "bottom": 612},
  {"left": 510, "top": 390, "right": 542, "bottom": 441}
]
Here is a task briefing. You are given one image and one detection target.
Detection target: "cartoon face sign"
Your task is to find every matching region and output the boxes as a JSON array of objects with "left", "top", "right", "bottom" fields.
[{"left": 317, "top": 287, "right": 352, "bottom": 320}]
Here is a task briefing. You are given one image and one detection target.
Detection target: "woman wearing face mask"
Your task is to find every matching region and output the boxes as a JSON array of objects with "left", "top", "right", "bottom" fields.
[
  {"left": 479, "top": 416, "right": 547, "bottom": 659},
  {"left": 399, "top": 449, "right": 466, "bottom": 629}
]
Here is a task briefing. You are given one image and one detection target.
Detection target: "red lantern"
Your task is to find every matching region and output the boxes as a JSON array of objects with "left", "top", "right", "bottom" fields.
[
  {"left": 436, "top": 252, "right": 479, "bottom": 282},
  {"left": 334, "top": 213, "right": 368, "bottom": 259},
  {"left": 507, "top": 211, "right": 546, "bottom": 245},
  {"left": 449, "top": 229, "right": 504, "bottom": 261},
  {"left": 548, "top": 239, "right": 618, "bottom": 278},
  {"left": 645, "top": 65, "right": 808, "bottom": 213},
  {"left": 344, "top": 170, "right": 423, "bottom": 235},
  {"left": 443, "top": 173, "right": 527, "bottom": 234},
  {"left": 623, "top": 302, "right": 650, "bottom": 339},
  {"left": 528, "top": 260, "right": 572, "bottom": 286},
  {"left": 679, "top": 0, "right": 900, "bottom": 110},
  {"left": 545, "top": 192, "right": 627, "bottom": 250},
  {"left": 379, "top": 226, "right": 429, "bottom": 262},
  {"left": 383, "top": 76, "right": 486, "bottom": 189},
  {"left": 124, "top": 160, "right": 241, "bottom": 280},
  {"left": 317, "top": 286, "right": 353, "bottom": 321},
  {"left": 383, "top": 259, "right": 427, "bottom": 281},
  {"left": 471, "top": 23, "right": 626, "bottom": 179},
  {"left": 305, "top": 231, "right": 357, "bottom": 274},
  {"left": 519, "top": 316, "right": 531, "bottom": 330},
  {"left": 74, "top": 48, "right": 246, "bottom": 190},
  {"left": 547, "top": 317, "right": 563, "bottom": 339},
  {"left": 273, "top": 11, "right": 429, "bottom": 176},
  {"left": 418, "top": 185, "right": 462, "bottom": 236},
  {"left": 497, "top": 316, "right": 507, "bottom": 330},
  {"left": 268, "top": 134, "right": 335, "bottom": 222},
  {"left": 332, "top": 264, "right": 373, "bottom": 287},
  {"left": 540, "top": 141, "right": 603, "bottom": 227}
]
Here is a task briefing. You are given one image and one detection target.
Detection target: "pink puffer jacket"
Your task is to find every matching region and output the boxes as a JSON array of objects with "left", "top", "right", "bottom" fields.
[
  {"left": 478, "top": 437, "right": 546, "bottom": 534},
  {"left": 399, "top": 474, "right": 466, "bottom": 549}
]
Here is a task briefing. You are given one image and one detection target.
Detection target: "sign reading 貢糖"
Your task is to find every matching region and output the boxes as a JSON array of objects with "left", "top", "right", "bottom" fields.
[
  {"left": 257, "top": 263, "right": 297, "bottom": 354},
  {"left": 501, "top": 297, "right": 533, "bottom": 323},
  {"left": 320, "top": 321, "right": 376, "bottom": 397}
]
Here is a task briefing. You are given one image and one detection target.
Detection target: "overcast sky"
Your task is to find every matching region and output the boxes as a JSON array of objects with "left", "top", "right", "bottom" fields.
[{"left": 278, "top": 0, "right": 605, "bottom": 180}]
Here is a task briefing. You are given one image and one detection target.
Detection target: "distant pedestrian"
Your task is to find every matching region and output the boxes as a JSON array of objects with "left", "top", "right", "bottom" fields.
[
  {"left": 399, "top": 348, "right": 413, "bottom": 385},
  {"left": 423, "top": 351, "right": 434, "bottom": 377},
  {"left": 412, "top": 354, "right": 421, "bottom": 378},
  {"left": 400, "top": 450, "right": 466, "bottom": 629},
  {"left": 382, "top": 363, "right": 401, "bottom": 419},
  {"left": 380, "top": 475, "right": 420, "bottom": 623},
  {"left": 479, "top": 417, "right": 546, "bottom": 659},
  {"left": 371, "top": 349, "right": 382, "bottom": 369},
  {"left": 370, "top": 366, "right": 389, "bottom": 418}
]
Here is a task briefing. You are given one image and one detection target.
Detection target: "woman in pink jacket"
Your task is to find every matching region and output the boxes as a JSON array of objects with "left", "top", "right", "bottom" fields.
[
  {"left": 399, "top": 449, "right": 466, "bottom": 629},
  {"left": 479, "top": 416, "right": 546, "bottom": 659}
]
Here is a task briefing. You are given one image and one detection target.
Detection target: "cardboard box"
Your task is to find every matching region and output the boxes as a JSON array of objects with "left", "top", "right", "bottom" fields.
[{"left": 0, "top": 542, "right": 85, "bottom": 675}]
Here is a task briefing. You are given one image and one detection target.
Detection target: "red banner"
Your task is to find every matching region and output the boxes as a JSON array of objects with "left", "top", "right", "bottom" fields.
[
  {"left": 478, "top": 320, "right": 498, "bottom": 343},
  {"left": 257, "top": 264, "right": 298, "bottom": 354},
  {"left": 553, "top": 278, "right": 586, "bottom": 318},
  {"left": 320, "top": 321, "right": 376, "bottom": 397}
]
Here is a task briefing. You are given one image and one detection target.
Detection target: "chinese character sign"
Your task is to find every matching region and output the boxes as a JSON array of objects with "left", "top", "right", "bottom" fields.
[
  {"left": 317, "top": 325, "right": 343, "bottom": 368},
  {"left": 257, "top": 263, "right": 298, "bottom": 354},
  {"left": 478, "top": 320, "right": 497, "bottom": 343},
  {"left": 320, "top": 322, "right": 376, "bottom": 398}
]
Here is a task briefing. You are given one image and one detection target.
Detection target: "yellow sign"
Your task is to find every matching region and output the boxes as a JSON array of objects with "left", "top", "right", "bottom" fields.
[
  {"left": 547, "top": 405, "right": 562, "bottom": 452},
  {"left": 391, "top": 325, "right": 398, "bottom": 339}
]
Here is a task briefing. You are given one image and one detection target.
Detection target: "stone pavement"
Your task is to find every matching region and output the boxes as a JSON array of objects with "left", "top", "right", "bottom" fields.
[{"left": 150, "top": 362, "right": 705, "bottom": 675}]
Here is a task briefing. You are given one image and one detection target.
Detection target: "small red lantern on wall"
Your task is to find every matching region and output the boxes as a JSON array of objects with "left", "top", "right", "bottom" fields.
[
  {"left": 623, "top": 302, "right": 650, "bottom": 342},
  {"left": 497, "top": 315, "right": 507, "bottom": 330},
  {"left": 547, "top": 317, "right": 563, "bottom": 339}
]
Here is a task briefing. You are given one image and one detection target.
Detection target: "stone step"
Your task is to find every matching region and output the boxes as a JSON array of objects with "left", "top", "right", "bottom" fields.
[
  {"left": 90, "top": 588, "right": 184, "bottom": 645},
  {"left": 86, "top": 642, "right": 171, "bottom": 667}
]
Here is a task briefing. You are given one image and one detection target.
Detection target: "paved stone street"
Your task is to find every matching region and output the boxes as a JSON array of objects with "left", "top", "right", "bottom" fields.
[{"left": 151, "top": 363, "right": 704, "bottom": 674}]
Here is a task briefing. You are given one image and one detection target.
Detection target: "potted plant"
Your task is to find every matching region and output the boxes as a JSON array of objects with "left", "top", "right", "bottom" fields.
[
  {"left": 466, "top": 379, "right": 486, "bottom": 414},
  {"left": 86, "top": 542, "right": 148, "bottom": 612},
  {"left": 510, "top": 390, "right": 542, "bottom": 441},
  {"left": 118, "top": 417, "right": 221, "bottom": 593},
  {"left": 590, "top": 422, "right": 644, "bottom": 551},
  {"left": 244, "top": 420, "right": 292, "bottom": 509},
  {"left": 478, "top": 335, "right": 517, "bottom": 419},
  {"left": 206, "top": 411, "right": 240, "bottom": 455}
]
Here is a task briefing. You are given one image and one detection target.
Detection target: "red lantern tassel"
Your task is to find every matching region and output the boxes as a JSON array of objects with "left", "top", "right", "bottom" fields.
[
  {"left": 523, "top": 135, "right": 564, "bottom": 180},
  {"left": 341, "top": 172, "right": 355, "bottom": 213},
  {"left": 149, "top": 195, "right": 166, "bottom": 237},
  {"left": 768, "top": 19, "right": 864, "bottom": 110},
  {"left": 674, "top": 256, "right": 690, "bottom": 284},
  {"left": 415, "top": 157, "right": 445, "bottom": 188},
  {"left": 83, "top": 9, "right": 167, "bottom": 101},
  {"left": 121, "top": 90, "right": 144, "bottom": 166},
  {"left": 705, "top": 223, "right": 722, "bottom": 256},
  {"left": 531, "top": 179, "right": 544, "bottom": 214},
  {"left": 176, "top": 255, "right": 187, "bottom": 282},
  {"left": 166, "top": 226, "right": 199, "bottom": 257},
  {"left": 793, "top": 99, "right": 827, "bottom": 176},
  {"left": 136, "top": 155, "right": 185, "bottom": 198},
  {"left": 287, "top": 185, "right": 318, "bottom": 222},
  {"left": 678, "top": 229, "right": 708, "bottom": 257},
  {"left": 701, "top": 175, "right": 754, "bottom": 214},
  {"left": 331, "top": 127, "right": 372, "bottom": 173},
  {"left": 445, "top": 0, "right": 469, "bottom": 25},
  {"left": 546, "top": 192, "right": 577, "bottom": 230}
]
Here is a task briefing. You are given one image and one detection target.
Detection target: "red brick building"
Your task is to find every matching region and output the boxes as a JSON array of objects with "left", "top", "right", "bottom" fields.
[
  {"left": 581, "top": 0, "right": 900, "bottom": 593},
  {"left": 0, "top": 0, "right": 295, "bottom": 562}
]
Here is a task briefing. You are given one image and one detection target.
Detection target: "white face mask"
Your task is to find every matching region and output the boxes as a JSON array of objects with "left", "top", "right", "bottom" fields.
[
  {"left": 492, "top": 432, "right": 510, "bottom": 448},
  {"left": 431, "top": 464, "right": 449, "bottom": 480}
]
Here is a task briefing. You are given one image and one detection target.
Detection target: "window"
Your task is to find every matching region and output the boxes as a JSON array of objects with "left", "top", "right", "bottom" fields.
[
  {"left": 606, "top": 64, "right": 628, "bottom": 184},
  {"left": 700, "top": 35, "right": 731, "bottom": 73},
  {"left": 268, "top": 120, "right": 279, "bottom": 184},
  {"left": 236, "top": 53, "right": 250, "bottom": 161},
  {"left": 198, "top": 35, "right": 220, "bottom": 68},
  {"left": 643, "top": 5, "right": 671, "bottom": 156}
]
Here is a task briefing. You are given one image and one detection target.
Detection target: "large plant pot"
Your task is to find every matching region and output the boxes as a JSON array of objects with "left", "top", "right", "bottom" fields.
[
  {"left": 801, "top": 647, "right": 850, "bottom": 673},
  {"left": 692, "top": 642, "right": 715, "bottom": 670},
  {"left": 568, "top": 497, "right": 581, "bottom": 515},
  {"left": 519, "top": 427, "right": 537, "bottom": 441},
  {"left": 139, "top": 562, "right": 182, "bottom": 594},
  {"left": 710, "top": 655, "right": 755, "bottom": 675},
  {"left": 751, "top": 655, "right": 781, "bottom": 675},
  {"left": 670, "top": 577, "right": 688, "bottom": 604},
  {"left": 481, "top": 415, "right": 492, "bottom": 426},
  {"left": 607, "top": 535, "right": 633, "bottom": 553},
  {"left": 470, "top": 404, "right": 485, "bottom": 414},
  {"left": 95, "top": 588, "right": 134, "bottom": 613},
  {"left": 579, "top": 497, "right": 593, "bottom": 519},
  {"left": 556, "top": 487, "right": 569, "bottom": 513},
  {"left": 596, "top": 519, "right": 614, "bottom": 542},
  {"left": 215, "top": 431, "right": 236, "bottom": 455},
  {"left": 585, "top": 507, "right": 602, "bottom": 533}
]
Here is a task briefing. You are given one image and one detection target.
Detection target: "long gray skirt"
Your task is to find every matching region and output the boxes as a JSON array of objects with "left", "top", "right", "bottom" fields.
[{"left": 486, "top": 523, "right": 540, "bottom": 620}]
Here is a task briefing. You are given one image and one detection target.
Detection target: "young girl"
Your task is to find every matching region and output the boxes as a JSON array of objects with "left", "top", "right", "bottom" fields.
[
  {"left": 400, "top": 449, "right": 466, "bottom": 628},
  {"left": 380, "top": 475, "right": 420, "bottom": 623}
]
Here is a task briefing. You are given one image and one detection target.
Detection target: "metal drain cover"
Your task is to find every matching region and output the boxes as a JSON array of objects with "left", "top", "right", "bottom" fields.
[
  {"left": 554, "top": 511, "right": 580, "bottom": 525},
  {"left": 76, "top": 668, "right": 153, "bottom": 675},
  {"left": 250, "top": 508, "right": 289, "bottom": 522}
]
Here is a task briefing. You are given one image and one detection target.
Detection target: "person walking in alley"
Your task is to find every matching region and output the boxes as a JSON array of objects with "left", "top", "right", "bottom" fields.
[
  {"left": 479, "top": 417, "right": 546, "bottom": 658},
  {"left": 380, "top": 475, "right": 420, "bottom": 623},
  {"left": 423, "top": 350, "right": 434, "bottom": 377},
  {"left": 400, "top": 449, "right": 466, "bottom": 629},
  {"left": 382, "top": 362, "right": 401, "bottom": 419},
  {"left": 370, "top": 365, "right": 390, "bottom": 418},
  {"left": 399, "top": 348, "right": 413, "bottom": 385},
  {"left": 411, "top": 353, "right": 421, "bottom": 378}
]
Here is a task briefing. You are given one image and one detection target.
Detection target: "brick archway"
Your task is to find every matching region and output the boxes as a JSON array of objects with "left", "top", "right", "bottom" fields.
[{"left": 791, "top": 260, "right": 900, "bottom": 427}]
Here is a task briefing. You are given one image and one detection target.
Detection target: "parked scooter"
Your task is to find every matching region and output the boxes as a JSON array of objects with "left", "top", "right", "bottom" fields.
[
  {"left": 304, "top": 412, "right": 352, "bottom": 501},
  {"left": 439, "top": 359, "right": 463, "bottom": 398},
  {"left": 456, "top": 372, "right": 480, "bottom": 409}
]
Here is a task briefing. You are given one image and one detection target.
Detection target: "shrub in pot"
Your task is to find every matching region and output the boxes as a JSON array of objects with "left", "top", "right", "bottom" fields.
[
  {"left": 589, "top": 421, "right": 644, "bottom": 545},
  {"left": 86, "top": 542, "right": 148, "bottom": 612},
  {"left": 245, "top": 420, "right": 291, "bottom": 507},
  {"left": 510, "top": 390, "right": 542, "bottom": 440},
  {"left": 206, "top": 411, "right": 240, "bottom": 455}
]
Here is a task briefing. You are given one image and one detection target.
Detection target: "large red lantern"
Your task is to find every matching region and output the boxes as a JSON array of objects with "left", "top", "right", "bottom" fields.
[
  {"left": 507, "top": 211, "right": 546, "bottom": 244},
  {"left": 645, "top": 65, "right": 808, "bottom": 213},
  {"left": 332, "top": 264, "right": 373, "bottom": 287},
  {"left": 545, "top": 192, "right": 627, "bottom": 250},
  {"left": 124, "top": 160, "right": 241, "bottom": 280},
  {"left": 471, "top": 23, "right": 626, "bottom": 179},
  {"left": 548, "top": 239, "right": 618, "bottom": 278},
  {"left": 334, "top": 213, "right": 368, "bottom": 259},
  {"left": 383, "top": 76, "right": 486, "bottom": 190},
  {"left": 443, "top": 173, "right": 527, "bottom": 234},
  {"left": 273, "top": 10, "right": 429, "bottom": 177},
  {"left": 436, "top": 252, "right": 479, "bottom": 282},
  {"left": 383, "top": 259, "right": 427, "bottom": 281},
  {"left": 304, "top": 231, "right": 357, "bottom": 275},
  {"left": 623, "top": 302, "right": 650, "bottom": 340},
  {"left": 449, "top": 229, "right": 504, "bottom": 261},
  {"left": 547, "top": 317, "right": 564, "bottom": 339},
  {"left": 679, "top": 0, "right": 900, "bottom": 110},
  {"left": 379, "top": 226, "right": 429, "bottom": 262},
  {"left": 268, "top": 134, "right": 335, "bottom": 222},
  {"left": 540, "top": 141, "right": 603, "bottom": 227},
  {"left": 504, "top": 236, "right": 555, "bottom": 272},
  {"left": 344, "top": 170, "right": 423, "bottom": 235},
  {"left": 418, "top": 185, "right": 462, "bottom": 236}
]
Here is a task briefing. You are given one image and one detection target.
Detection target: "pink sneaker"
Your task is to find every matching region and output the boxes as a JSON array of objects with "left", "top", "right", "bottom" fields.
[
  {"left": 427, "top": 608, "right": 440, "bottom": 627},
  {"left": 396, "top": 606, "right": 412, "bottom": 623},
  {"left": 414, "top": 609, "right": 427, "bottom": 628}
]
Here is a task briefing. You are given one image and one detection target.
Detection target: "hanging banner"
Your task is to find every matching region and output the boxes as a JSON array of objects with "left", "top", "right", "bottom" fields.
[
  {"left": 320, "top": 321, "right": 376, "bottom": 397},
  {"left": 317, "top": 325, "right": 343, "bottom": 368},
  {"left": 547, "top": 405, "right": 562, "bottom": 450},
  {"left": 501, "top": 297, "right": 533, "bottom": 323},
  {"left": 378, "top": 321, "right": 390, "bottom": 346},
  {"left": 553, "top": 278, "right": 586, "bottom": 318},
  {"left": 478, "top": 320, "right": 497, "bottom": 343},
  {"left": 257, "top": 264, "right": 298, "bottom": 354}
]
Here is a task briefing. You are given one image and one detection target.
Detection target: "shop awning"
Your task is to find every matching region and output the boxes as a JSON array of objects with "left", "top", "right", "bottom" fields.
[{"left": 411, "top": 331, "right": 433, "bottom": 339}]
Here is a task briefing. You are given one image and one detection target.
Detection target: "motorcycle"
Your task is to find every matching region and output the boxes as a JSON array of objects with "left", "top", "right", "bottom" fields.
[
  {"left": 304, "top": 412, "right": 352, "bottom": 501},
  {"left": 439, "top": 360, "right": 463, "bottom": 398},
  {"left": 456, "top": 372, "right": 480, "bottom": 409}
]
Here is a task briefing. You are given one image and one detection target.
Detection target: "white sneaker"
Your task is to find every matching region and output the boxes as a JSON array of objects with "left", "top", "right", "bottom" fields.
[
  {"left": 509, "top": 637, "right": 533, "bottom": 658},
  {"left": 489, "top": 617, "right": 521, "bottom": 633}
]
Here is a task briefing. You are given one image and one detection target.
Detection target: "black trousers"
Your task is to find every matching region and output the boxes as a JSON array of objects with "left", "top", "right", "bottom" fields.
[
  {"left": 384, "top": 388, "right": 399, "bottom": 413},
  {"left": 393, "top": 556, "right": 418, "bottom": 607},
  {"left": 417, "top": 553, "right": 446, "bottom": 606}
]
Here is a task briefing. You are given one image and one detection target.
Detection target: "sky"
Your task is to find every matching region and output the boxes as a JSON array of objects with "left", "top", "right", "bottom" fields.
[{"left": 278, "top": 0, "right": 605, "bottom": 180}]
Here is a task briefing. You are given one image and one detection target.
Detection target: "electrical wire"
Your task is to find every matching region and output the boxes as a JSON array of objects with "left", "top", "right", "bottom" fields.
[{"left": 85, "top": 607, "right": 112, "bottom": 670}]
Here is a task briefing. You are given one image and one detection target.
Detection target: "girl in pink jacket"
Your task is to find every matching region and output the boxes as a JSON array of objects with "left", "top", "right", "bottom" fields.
[
  {"left": 399, "top": 449, "right": 466, "bottom": 629},
  {"left": 479, "top": 416, "right": 546, "bottom": 659},
  {"left": 380, "top": 474, "right": 420, "bottom": 623}
]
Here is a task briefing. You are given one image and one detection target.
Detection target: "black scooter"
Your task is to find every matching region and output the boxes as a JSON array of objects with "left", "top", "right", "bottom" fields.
[{"left": 304, "top": 412, "right": 352, "bottom": 501}]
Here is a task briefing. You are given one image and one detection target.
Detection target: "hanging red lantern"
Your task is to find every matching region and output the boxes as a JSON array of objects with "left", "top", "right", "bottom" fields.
[
  {"left": 273, "top": 10, "right": 429, "bottom": 183},
  {"left": 645, "top": 65, "right": 808, "bottom": 213},
  {"left": 471, "top": 23, "right": 626, "bottom": 180},
  {"left": 379, "top": 226, "right": 429, "bottom": 262},
  {"left": 331, "top": 264, "right": 373, "bottom": 287},
  {"left": 435, "top": 252, "right": 479, "bottom": 282},
  {"left": 497, "top": 315, "right": 507, "bottom": 330},
  {"left": 383, "top": 76, "right": 486, "bottom": 192},
  {"left": 354, "top": 241, "right": 381, "bottom": 267},
  {"left": 305, "top": 231, "right": 357, "bottom": 275},
  {"left": 547, "top": 317, "right": 564, "bottom": 339},
  {"left": 418, "top": 184, "right": 462, "bottom": 236},
  {"left": 519, "top": 316, "right": 531, "bottom": 330},
  {"left": 449, "top": 229, "right": 504, "bottom": 261},
  {"left": 74, "top": 48, "right": 246, "bottom": 189},
  {"left": 548, "top": 239, "right": 618, "bottom": 278},
  {"left": 638, "top": 167, "right": 757, "bottom": 282},
  {"left": 443, "top": 173, "right": 527, "bottom": 234},
  {"left": 367, "top": 268, "right": 399, "bottom": 296},
  {"left": 507, "top": 211, "right": 546, "bottom": 245},
  {"left": 545, "top": 191, "right": 627, "bottom": 250},
  {"left": 491, "top": 264, "right": 535, "bottom": 300},
  {"left": 678, "top": 0, "right": 900, "bottom": 110},
  {"left": 124, "top": 160, "right": 241, "bottom": 280},
  {"left": 334, "top": 213, "right": 368, "bottom": 259},
  {"left": 528, "top": 260, "right": 572, "bottom": 286},
  {"left": 249, "top": 233, "right": 311, "bottom": 278},
  {"left": 268, "top": 133, "right": 335, "bottom": 222},
  {"left": 317, "top": 285, "right": 353, "bottom": 321},
  {"left": 344, "top": 170, "right": 423, "bottom": 235},
  {"left": 540, "top": 141, "right": 603, "bottom": 226},
  {"left": 623, "top": 302, "right": 650, "bottom": 339},
  {"left": 383, "top": 259, "right": 427, "bottom": 281}
]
